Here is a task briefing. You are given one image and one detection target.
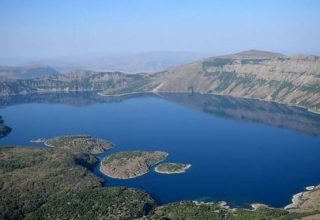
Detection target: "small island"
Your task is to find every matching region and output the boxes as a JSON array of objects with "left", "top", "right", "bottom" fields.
[
  {"left": 100, "top": 151, "right": 168, "bottom": 179},
  {"left": 155, "top": 162, "right": 191, "bottom": 174}
]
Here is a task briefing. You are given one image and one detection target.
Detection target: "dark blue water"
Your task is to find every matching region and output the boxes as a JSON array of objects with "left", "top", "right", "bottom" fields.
[{"left": 1, "top": 93, "right": 320, "bottom": 207}]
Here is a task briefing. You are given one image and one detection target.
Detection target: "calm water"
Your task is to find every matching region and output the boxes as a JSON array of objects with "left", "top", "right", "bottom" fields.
[{"left": 1, "top": 92, "right": 320, "bottom": 207}]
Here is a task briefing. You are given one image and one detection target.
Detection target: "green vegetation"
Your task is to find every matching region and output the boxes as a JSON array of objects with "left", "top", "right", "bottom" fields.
[
  {"left": 215, "top": 72, "right": 238, "bottom": 91},
  {"left": 148, "top": 201, "right": 320, "bottom": 220},
  {"left": 1, "top": 143, "right": 320, "bottom": 220},
  {"left": 203, "top": 58, "right": 234, "bottom": 69},
  {"left": 26, "top": 187, "right": 156, "bottom": 220},
  {"left": 155, "top": 162, "right": 191, "bottom": 174},
  {"left": 240, "top": 58, "right": 269, "bottom": 65},
  {"left": 45, "top": 134, "right": 113, "bottom": 154},
  {"left": 301, "top": 84, "right": 320, "bottom": 94},
  {"left": 271, "top": 81, "right": 295, "bottom": 99},
  {"left": 0, "top": 147, "right": 102, "bottom": 220}
]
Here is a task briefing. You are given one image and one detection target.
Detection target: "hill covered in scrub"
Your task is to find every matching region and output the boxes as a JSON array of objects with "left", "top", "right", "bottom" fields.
[
  {"left": 1, "top": 142, "right": 320, "bottom": 220},
  {"left": 1, "top": 50, "right": 320, "bottom": 113},
  {"left": 0, "top": 139, "right": 156, "bottom": 220}
]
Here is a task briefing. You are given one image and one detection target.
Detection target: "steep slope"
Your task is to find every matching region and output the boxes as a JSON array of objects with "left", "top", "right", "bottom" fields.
[{"left": 149, "top": 50, "right": 320, "bottom": 112}]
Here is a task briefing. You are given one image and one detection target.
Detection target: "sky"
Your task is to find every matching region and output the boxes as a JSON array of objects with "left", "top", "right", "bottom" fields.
[{"left": 0, "top": 0, "right": 320, "bottom": 60}]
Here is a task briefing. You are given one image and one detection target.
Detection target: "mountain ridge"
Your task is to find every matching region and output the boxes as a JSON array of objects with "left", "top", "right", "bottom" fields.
[{"left": 0, "top": 50, "right": 319, "bottom": 113}]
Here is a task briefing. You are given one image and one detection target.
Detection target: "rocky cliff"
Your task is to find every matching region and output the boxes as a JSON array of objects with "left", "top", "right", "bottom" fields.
[{"left": 148, "top": 50, "right": 320, "bottom": 112}]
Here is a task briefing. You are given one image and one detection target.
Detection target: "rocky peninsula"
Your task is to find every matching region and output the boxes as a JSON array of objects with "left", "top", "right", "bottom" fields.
[
  {"left": 155, "top": 162, "right": 191, "bottom": 174},
  {"left": 100, "top": 151, "right": 168, "bottom": 179},
  {"left": 32, "top": 134, "right": 114, "bottom": 154}
]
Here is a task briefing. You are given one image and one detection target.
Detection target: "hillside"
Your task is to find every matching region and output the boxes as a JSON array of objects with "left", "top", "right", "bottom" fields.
[
  {"left": 146, "top": 50, "right": 320, "bottom": 112},
  {"left": 0, "top": 70, "right": 145, "bottom": 95}
]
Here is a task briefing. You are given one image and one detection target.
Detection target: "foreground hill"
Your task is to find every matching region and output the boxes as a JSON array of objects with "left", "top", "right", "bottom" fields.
[{"left": 1, "top": 138, "right": 320, "bottom": 219}]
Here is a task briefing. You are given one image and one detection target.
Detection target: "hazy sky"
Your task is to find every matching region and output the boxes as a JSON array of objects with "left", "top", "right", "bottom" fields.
[{"left": 1, "top": 0, "right": 320, "bottom": 59}]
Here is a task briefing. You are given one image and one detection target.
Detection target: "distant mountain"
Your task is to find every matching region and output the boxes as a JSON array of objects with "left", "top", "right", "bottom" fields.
[
  {"left": 0, "top": 70, "right": 144, "bottom": 96},
  {"left": 0, "top": 65, "right": 59, "bottom": 79},
  {"left": 220, "top": 49, "right": 286, "bottom": 59},
  {"left": 1, "top": 50, "right": 319, "bottom": 113},
  {"left": 20, "top": 51, "right": 208, "bottom": 73}
]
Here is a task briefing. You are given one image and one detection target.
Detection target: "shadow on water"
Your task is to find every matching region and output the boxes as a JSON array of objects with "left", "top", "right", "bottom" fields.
[{"left": 0, "top": 116, "right": 11, "bottom": 139}]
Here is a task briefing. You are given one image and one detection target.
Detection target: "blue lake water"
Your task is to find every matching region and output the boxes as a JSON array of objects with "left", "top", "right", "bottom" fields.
[{"left": 1, "top": 92, "right": 320, "bottom": 207}]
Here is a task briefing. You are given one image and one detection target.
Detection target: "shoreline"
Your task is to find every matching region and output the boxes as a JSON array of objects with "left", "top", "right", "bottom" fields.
[
  {"left": 1, "top": 90, "right": 318, "bottom": 115},
  {"left": 18, "top": 139, "right": 320, "bottom": 211},
  {"left": 189, "top": 184, "right": 320, "bottom": 212},
  {"left": 97, "top": 91, "right": 147, "bottom": 97},
  {"left": 97, "top": 90, "right": 320, "bottom": 115},
  {"left": 284, "top": 185, "right": 320, "bottom": 210}
]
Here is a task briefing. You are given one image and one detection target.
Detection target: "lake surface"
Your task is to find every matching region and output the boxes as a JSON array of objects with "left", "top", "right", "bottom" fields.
[{"left": 1, "top": 92, "right": 320, "bottom": 207}]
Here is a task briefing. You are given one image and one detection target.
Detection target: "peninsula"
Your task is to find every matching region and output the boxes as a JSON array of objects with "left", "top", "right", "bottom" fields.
[
  {"left": 100, "top": 151, "right": 168, "bottom": 179},
  {"left": 42, "top": 134, "right": 114, "bottom": 154}
]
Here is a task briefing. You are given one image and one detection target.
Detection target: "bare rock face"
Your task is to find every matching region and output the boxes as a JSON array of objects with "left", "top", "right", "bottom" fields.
[
  {"left": 100, "top": 151, "right": 168, "bottom": 179},
  {"left": 44, "top": 135, "right": 114, "bottom": 154}
]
